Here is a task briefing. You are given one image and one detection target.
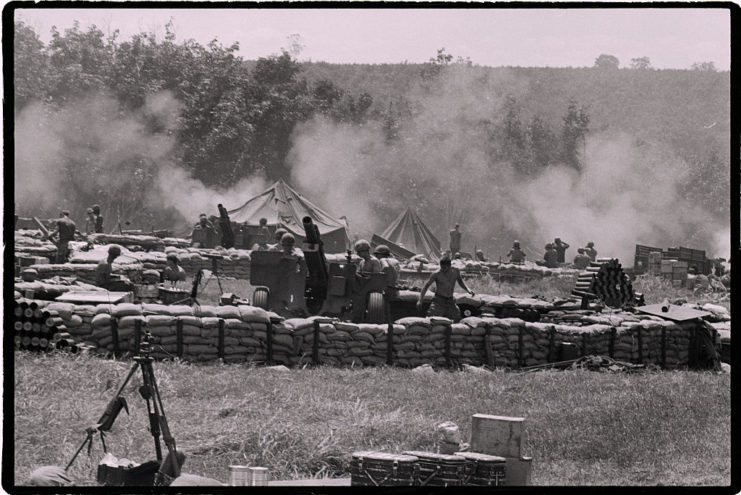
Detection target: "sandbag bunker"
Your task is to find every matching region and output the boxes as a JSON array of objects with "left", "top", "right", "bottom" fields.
[{"left": 14, "top": 298, "right": 723, "bottom": 370}]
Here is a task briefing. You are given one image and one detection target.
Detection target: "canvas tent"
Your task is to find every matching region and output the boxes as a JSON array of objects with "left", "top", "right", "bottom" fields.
[
  {"left": 378, "top": 208, "right": 442, "bottom": 261},
  {"left": 227, "top": 179, "right": 350, "bottom": 253}
]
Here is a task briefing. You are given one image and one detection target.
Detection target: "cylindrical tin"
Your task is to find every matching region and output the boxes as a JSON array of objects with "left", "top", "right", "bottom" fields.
[
  {"left": 229, "top": 465, "right": 250, "bottom": 486},
  {"left": 248, "top": 467, "right": 269, "bottom": 486}
]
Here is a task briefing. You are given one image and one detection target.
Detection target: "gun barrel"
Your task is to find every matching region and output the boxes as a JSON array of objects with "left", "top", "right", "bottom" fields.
[{"left": 302, "top": 216, "right": 321, "bottom": 245}]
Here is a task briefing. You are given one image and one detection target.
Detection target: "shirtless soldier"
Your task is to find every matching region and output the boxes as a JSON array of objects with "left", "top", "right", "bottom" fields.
[{"left": 417, "top": 256, "right": 475, "bottom": 321}]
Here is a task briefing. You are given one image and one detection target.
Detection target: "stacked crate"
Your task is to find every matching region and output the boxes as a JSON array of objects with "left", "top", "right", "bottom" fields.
[
  {"left": 660, "top": 259, "right": 688, "bottom": 287},
  {"left": 634, "top": 244, "right": 663, "bottom": 275}
]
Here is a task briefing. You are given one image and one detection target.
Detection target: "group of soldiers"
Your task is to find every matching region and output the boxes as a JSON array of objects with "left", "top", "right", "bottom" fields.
[{"left": 506, "top": 238, "right": 597, "bottom": 268}]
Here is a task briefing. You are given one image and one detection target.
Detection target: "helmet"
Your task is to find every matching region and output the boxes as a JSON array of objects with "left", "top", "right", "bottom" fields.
[
  {"left": 354, "top": 239, "right": 371, "bottom": 253},
  {"left": 274, "top": 228, "right": 287, "bottom": 241},
  {"left": 440, "top": 256, "right": 452, "bottom": 265},
  {"left": 374, "top": 244, "right": 390, "bottom": 256},
  {"left": 545, "top": 243, "right": 553, "bottom": 250},
  {"left": 476, "top": 249, "right": 484, "bottom": 255},
  {"left": 281, "top": 233, "right": 295, "bottom": 246},
  {"left": 513, "top": 240, "right": 520, "bottom": 247},
  {"left": 577, "top": 248, "right": 585, "bottom": 254},
  {"left": 86, "top": 207, "right": 94, "bottom": 214},
  {"left": 166, "top": 253, "right": 179, "bottom": 264},
  {"left": 108, "top": 245, "right": 122, "bottom": 256},
  {"left": 587, "top": 241, "right": 594, "bottom": 247}
]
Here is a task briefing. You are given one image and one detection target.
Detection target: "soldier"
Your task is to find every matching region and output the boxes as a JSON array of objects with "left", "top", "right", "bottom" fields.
[
  {"left": 279, "top": 233, "right": 306, "bottom": 274},
  {"left": 92, "top": 204, "right": 104, "bottom": 233},
  {"left": 584, "top": 241, "right": 597, "bottom": 262},
  {"left": 95, "top": 245, "right": 135, "bottom": 292},
  {"left": 374, "top": 244, "right": 400, "bottom": 300},
  {"left": 553, "top": 238, "right": 570, "bottom": 264},
  {"left": 417, "top": 255, "right": 475, "bottom": 321},
  {"left": 255, "top": 217, "right": 271, "bottom": 250},
  {"left": 84, "top": 208, "right": 96, "bottom": 234},
  {"left": 162, "top": 254, "right": 187, "bottom": 285},
  {"left": 507, "top": 240, "right": 526, "bottom": 264},
  {"left": 573, "top": 247, "right": 591, "bottom": 270},
  {"left": 354, "top": 239, "right": 382, "bottom": 273},
  {"left": 48, "top": 210, "right": 77, "bottom": 263},
  {"left": 267, "top": 228, "right": 288, "bottom": 251},
  {"left": 475, "top": 249, "right": 487, "bottom": 262},
  {"left": 449, "top": 224, "right": 462, "bottom": 255},
  {"left": 543, "top": 243, "right": 559, "bottom": 268},
  {"left": 192, "top": 214, "right": 216, "bottom": 248}
]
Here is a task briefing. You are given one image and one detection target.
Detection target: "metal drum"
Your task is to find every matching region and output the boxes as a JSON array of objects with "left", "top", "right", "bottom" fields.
[
  {"left": 247, "top": 467, "right": 270, "bottom": 486},
  {"left": 350, "top": 451, "right": 419, "bottom": 486},
  {"left": 454, "top": 451, "right": 507, "bottom": 486},
  {"left": 402, "top": 451, "right": 467, "bottom": 486}
]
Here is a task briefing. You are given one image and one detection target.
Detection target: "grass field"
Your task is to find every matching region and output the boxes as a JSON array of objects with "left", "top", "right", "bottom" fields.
[{"left": 13, "top": 351, "right": 730, "bottom": 486}]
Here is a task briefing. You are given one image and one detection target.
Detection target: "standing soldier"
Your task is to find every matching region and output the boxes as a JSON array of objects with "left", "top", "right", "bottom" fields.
[
  {"left": 449, "top": 224, "right": 462, "bottom": 255},
  {"left": 85, "top": 208, "right": 96, "bottom": 234},
  {"left": 584, "top": 241, "right": 597, "bottom": 262},
  {"left": 553, "top": 238, "right": 570, "bottom": 264},
  {"left": 48, "top": 210, "right": 77, "bottom": 263},
  {"left": 254, "top": 217, "right": 272, "bottom": 250},
  {"left": 374, "top": 244, "right": 400, "bottom": 300},
  {"left": 417, "top": 255, "right": 475, "bottom": 321},
  {"left": 267, "top": 228, "right": 288, "bottom": 251},
  {"left": 92, "top": 204, "right": 104, "bottom": 233},
  {"left": 354, "top": 239, "right": 382, "bottom": 273}
]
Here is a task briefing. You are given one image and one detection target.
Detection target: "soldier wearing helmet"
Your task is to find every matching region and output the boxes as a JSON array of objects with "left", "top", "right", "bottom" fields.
[
  {"left": 354, "top": 239, "right": 382, "bottom": 274},
  {"left": 279, "top": 233, "right": 306, "bottom": 274},
  {"left": 553, "top": 237, "right": 570, "bottom": 264},
  {"left": 584, "top": 241, "right": 597, "bottom": 262},
  {"left": 543, "top": 243, "right": 558, "bottom": 268},
  {"left": 507, "top": 240, "right": 526, "bottom": 264},
  {"left": 267, "top": 228, "right": 288, "bottom": 251},
  {"left": 95, "top": 244, "right": 134, "bottom": 291},
  {"left": 374, "top": 244, "right": 400, "bottom": 300},
  {"left": 475, "top": 249, "right": 487, "bottom": 262},
  {"left": 573, "top": 247, "right": 591, "bottom": 270}
]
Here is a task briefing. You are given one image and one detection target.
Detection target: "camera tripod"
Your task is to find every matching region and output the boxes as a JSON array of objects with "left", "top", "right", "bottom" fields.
[{"left": 65, "top": 332, "right": 181, "bottom": 481}]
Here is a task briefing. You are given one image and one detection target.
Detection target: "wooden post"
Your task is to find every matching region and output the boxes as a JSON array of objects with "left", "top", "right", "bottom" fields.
[
  {"left": 444, "top": 324, "right": 452, "bottom": 368},
  {"left": 517, "top": 325, "right": 524, "bottom": 368},
  {"left": 110, "top": 317, "right": 120, "bottom": 357},
  {"left": 134, "top": 318, "right": 141, "bottom": 355},
  {"left": 637, "top": 326, "right": 643, "bottom": 364},
  {"left": 608, "top": 327, "right": 616, "bottom": 358},
  {"left": 660, "top": 326, "right": 666, "bottom": 369},
  {"left": 484, "top": 328, "right": 493, "bottom": 367},
  {"left": 581, "top": 333, "right": 588, "bottom": 357},
  {"left": 312, "top": 320, "right": 320, "bottom": 365},
  {"left": 176, "top": 318, "right": 183, "bottom": 359},
  {"left": 217, "top": 319, "right": 225, "bottom": 360},
  {"left": 386, "top": 321, "right": 394, "bottom": 366},
  {"left": 266, "top": 320, "right": 274, "bottom": 364},
  {"left": 548, "top": 327, "right": 555, "bottom": 363}
]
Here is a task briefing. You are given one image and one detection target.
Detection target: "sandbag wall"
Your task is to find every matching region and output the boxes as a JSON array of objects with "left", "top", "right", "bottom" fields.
[
  {"left": 16, "top": 300, "right": 715, "bottom": 370},
  {"left": 28, "top": 264, "right": 144, "bottom": 285}
]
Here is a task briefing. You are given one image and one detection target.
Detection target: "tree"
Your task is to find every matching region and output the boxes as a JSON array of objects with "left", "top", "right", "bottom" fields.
[
  {"left": 526, "top": 114, "right": 557, "bottom": 172},
  {"left": 420, "top": 48, "right": 453, "bottom": 80},
  {"left": 13, "top": 21, "right": 50, "bottom": 111},
  {"left": 630, "top": 57, "right": 652, "bottom": 70},
  {"left": 594, "top": 54, "right": 620, "bottom": 70},
  {"left": 560, "top": 101, "right": 590, "bottom": 170},
  {"left": 691, "top": 61, "right": 717, "bottom": 72}
]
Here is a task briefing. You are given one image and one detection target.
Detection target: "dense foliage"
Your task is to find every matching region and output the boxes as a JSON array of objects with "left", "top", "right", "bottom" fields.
[{"left": 13, "top": 21, "right": 729, "bottom": 243}]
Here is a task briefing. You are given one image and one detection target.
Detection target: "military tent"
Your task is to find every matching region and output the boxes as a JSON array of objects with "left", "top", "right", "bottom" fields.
[
  {"left": 227, "top": 179, "right": 350, "bottom": 253},
  {"left": 378, "top": 208, "right": 442, "bottom": 261}
]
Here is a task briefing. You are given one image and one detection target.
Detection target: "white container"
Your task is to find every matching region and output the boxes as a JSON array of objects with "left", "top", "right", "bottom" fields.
[
  {"left": 229, "top": 465, "right": 250, "bottom": 486},
  {"left": 248, "top": 467, "right": 270, "bottom": 486}
]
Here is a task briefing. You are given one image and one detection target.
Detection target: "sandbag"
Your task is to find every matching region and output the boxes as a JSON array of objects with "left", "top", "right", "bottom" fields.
[
  {"left": 215, "top": 305, "right": 241, "bottom": 319},
  {"left": 146, "top": 315, "right": 176, "bottom": 327},
  {"left": 112, "top": 303, "right": 143, "bottom": 318},
  {"left": 236, "top": 305, "right": 270, "bottom": 323},
  {"left": 194, "top": 305, "right": 218, "bottom": 318},
  {"left": 92, "top": 313, "right": 112, "bottom": 328},
  {"left": 118, "top": 315, "right": 146, "bottom": 328}
]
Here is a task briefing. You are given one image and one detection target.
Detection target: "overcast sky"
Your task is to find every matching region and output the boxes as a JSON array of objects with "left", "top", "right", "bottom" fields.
[{"left": 16, "top": 6, "right": 730, "bottom": 70}]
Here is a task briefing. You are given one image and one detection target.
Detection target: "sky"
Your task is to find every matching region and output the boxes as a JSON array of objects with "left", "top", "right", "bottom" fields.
[{"left": 15, "top": 6, "right": 731, "bottom": 70}]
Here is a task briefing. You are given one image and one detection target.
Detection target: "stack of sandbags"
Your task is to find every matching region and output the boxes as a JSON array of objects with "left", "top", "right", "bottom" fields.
[
  {"left": 387, "top": 317, "right": 439, "bottom": 368},
  {"left": 14, "top": 280, "right": 105, "bottom": 300},
  {"left": 15, "top": 230, "right": 57, "bottom": 258},
  {"left": 28, "top": 262, "right": 143, "bottom": 285},
  {"left": 88, "top": 233, "right": 166, "bottom": 251},
  {"left": 451, "top": 318, "right": 487, "bottom": 365}
]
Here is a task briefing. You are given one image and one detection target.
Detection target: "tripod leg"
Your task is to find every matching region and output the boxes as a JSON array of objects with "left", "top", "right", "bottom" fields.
[
  {"left": 139, "top": 364, "right": 163, "bottom": 461},
  {"left": 140, "top": 359, "right": 181, "bottom": 478},
  {"left": 65, "top": 433, "right": 93, "bottom": 471}
]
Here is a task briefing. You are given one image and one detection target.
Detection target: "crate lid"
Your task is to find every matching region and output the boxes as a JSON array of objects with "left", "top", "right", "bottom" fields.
[
  {"left": 453, "top": 452, "right": 507, "bottom": 462},
  {"left": 351, "top": 451, "right": 419, "bottom": 462},
  {"left": 402, "top": 451, "right": 465, "bottom": 462}
]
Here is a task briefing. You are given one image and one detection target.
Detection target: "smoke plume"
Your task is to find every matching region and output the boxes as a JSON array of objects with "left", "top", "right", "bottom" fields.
[
  {"left": 14, "top": 92, "right": 266, "bottom": 232},
  {"left": 287, "top": 66, "right": 729, "bottom": 264}
]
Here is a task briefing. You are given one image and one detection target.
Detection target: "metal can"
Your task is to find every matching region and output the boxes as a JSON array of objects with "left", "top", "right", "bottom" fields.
[
  {"left": 228, "top": 465, "right": 250, "bottom": 486},
  {"left": 248, "top": 467, "right": 270, "bottom": 486}
]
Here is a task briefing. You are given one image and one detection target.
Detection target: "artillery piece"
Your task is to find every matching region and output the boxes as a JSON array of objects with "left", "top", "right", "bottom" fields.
[{"left": 249, "top": 217, "right": 387, "bottom": 323}]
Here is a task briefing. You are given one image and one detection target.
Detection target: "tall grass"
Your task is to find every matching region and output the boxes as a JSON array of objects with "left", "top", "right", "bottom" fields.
[{"left": 13, "top": 352, "right": 730, "bottom": 486}]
